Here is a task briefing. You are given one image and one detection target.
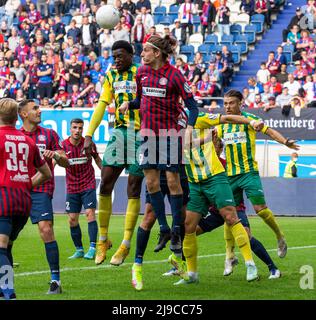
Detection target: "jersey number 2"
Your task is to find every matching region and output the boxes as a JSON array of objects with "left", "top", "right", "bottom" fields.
[{"left": 5, "top": 142, "right": 29, "bottom": 172}]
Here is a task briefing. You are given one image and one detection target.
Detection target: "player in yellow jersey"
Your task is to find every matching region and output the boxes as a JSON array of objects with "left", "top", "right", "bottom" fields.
[
  {"left": 217, "top": 90, "right": 299, "bottom": 273},
  {"left": 174, "top": 110, "right": 264, "bottom": 285},
  {"left": 84, "top": 41, "right": 143, "bottom": 266}
]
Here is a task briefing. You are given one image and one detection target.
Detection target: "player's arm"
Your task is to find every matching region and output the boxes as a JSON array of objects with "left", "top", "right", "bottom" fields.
[
  {"left": 264, "top": 127, "right": 300, "bottom": 150},
  {"left": 219, "top": 114, "right": 264, "bottom": 131},
  {"left": 31, "top": 162, "right": 52, "bottom": 187},
  {"left": 94, "top": 155, "right": 102, "bottom": 170},
  {"left": 43, "top": 149, "right": 69, "bottom": 168}
]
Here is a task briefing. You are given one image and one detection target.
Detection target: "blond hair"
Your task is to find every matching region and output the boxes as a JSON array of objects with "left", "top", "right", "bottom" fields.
[{"left": 0, "top": 98, "right": 18, "bottom": 124}]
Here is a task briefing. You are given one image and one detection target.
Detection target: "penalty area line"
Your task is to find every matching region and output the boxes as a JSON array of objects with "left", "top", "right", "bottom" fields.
[{"left": 15, "top": 244, "right": 316, "bottom": 277}]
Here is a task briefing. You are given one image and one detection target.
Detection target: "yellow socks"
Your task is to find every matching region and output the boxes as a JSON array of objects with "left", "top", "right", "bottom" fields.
[
  {"left": 98, "top": 194, "right": 112, "bottom": 241},
  {"left": 122, "top": 198, "right": 141, "bottom": 247},
  {"left": 257, "top": 208, "right": 284, "bottom": 240},
  {"left": 230, "top": 222, "right": 253, "bottom": 262},
  {"left": 224, "top": 222, "right": 235, "bottom": 260},
  {"left": 183, "top": 232, "right": 198, "bottom": 273}
]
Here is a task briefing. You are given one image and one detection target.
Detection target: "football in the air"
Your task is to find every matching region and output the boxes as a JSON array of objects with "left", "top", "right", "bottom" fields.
[{"left": 96, "top": 5, "right": 120, "bottom": 29}]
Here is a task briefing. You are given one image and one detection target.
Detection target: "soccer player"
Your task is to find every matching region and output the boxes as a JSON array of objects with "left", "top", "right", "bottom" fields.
[
  {"left": 83, "top": 40, "right": 144, "bottom": 266},
  {"left": 18, "top": 99, "right": 69, "bottom": 294},
  {"left": 0, "top": 98, "right": 51, "bottom": 300},
  {"left": 119, "top": 35, "right": 199, "bottom": 289},
  {"left": 62, "top": 118, "right": 102, "bottom": 260},
  {"left": 217, "top": 89, "right": 300, "bottom": 270}
]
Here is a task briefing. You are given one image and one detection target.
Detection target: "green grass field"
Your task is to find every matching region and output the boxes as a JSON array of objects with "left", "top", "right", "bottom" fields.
[{"left": 11, "top": 215, "right": 316, "bottom": 300}]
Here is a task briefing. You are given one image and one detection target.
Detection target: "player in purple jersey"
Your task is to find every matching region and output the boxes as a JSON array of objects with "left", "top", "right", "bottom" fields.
[
  {"left": 0, "top": 98, "right": 51, "bottom": 300},
  {"left": 119, "top": 35, "right": 198, "bottom": 290},
  {"left": 62, "top": 119, "right": 102, "bottom": 260},
  {"left": 18, "top": 99, "right": 69, "bottom": 295}
]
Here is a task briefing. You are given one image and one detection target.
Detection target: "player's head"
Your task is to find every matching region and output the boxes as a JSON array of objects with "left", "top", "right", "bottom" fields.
[
  {"left": 18, "top": 99, "right": 41, "bottom": 125},
  {"left": 142, "top": 35, "right": 177, "bottom": 65},
  {"left": 0, "top": 98, "right": 18, "bottom": 126},
  {"left": 223, "top": 90, "right": 243, "bottom": 115},
  {"left": 111, "top": 40, "right": 134, "bottom": 73},
  {"left": 70, "top": 118, "right": 84, "bottom": 141},
  {"left": 291, "top": 152, "right": 298, "bottom": 161}
]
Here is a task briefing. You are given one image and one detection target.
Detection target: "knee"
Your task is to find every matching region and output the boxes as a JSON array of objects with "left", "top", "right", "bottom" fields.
[
  {"left": 167, "top": 178, "right": 182, "bottom": 194},
  {"left": 100, "top": 180, "right": 114, "bottom": 195},
  {"left": 146, "top": 177, "right": 160, "bottom": 193},
  {"left": 255, "top": 205, "right": 267, "bottom": 214},
  {"left": 140, "top": 211, "right": 156, "bottom": 231},
  {"left": 127, "top": 176, "right": 143, "bottom": 198},
  {"left": 85, "top": 210, "right": 95, "bottom": 222},
  {"left": 39, "top": 223, "right": 54, "bottom": 242},
  {"left": 68, "top": 215, "right": 78, "bottom": 227},
  {"left": 220, "top": 207, "right": 239, "bottom": 226},
  {"left": 184, "top": 219, "right": 196, "bottom": 234}
]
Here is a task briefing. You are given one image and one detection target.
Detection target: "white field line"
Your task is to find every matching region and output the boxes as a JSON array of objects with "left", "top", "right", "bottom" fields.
[{"left": 14, "top": 245, "right": 316, "bottom": 277}]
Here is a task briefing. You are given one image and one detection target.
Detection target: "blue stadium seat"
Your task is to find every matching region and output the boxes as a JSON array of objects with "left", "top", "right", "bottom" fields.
[
  {"left": 153, "top": 15, "right": 163, "bottom": 25},
  {"left": 220, "top": 34, "right": 234, "bottom": 46},
  {"left": 193, "top": 15, "right": 201, "bottom": 33},
  {"left": 160, "top": 15, "right": 173, "bottom": 25},
  {"left": 286, "top": 64, "right": 296, "bottom": 74},
  {"left": 250, "top": 14, "right": 265, "bottom": 33},
  {"left": 62, "top": 14, "right": 72, "bottom": 26},
  {"left": 231, "top": 51, "right": 241, "bottom": 64},
  {"left": 154, "top": 6, "right": 167, "bottom": 15},
  {"left": 169, "top": 4, "right": 179, "bottom": 14},
  {"left": 230, "top": 24, "right": 242, "bottom": 40},
  {"left": 244, "top": 25, "right": 257, "bottom": 44},
  {"left": 168, "top": 13, "right": 178, "bottom": 23},
  {"left": 198, "top": 44, "right": 212, "bottom": 54},
  {"left": 204, "top": 34, "right": 218, "bottom": 45},
  {"left": 229, "top": 44, "right": 242, "bottom": 54},
  {"left": 283, "top": 44, "right": 294, "bottom": 53},
  {"left": 180, "top": 45, "right": 195, "bottom": 56},
  {"left": 234, "top": 34, "right": 248, "bottom": 54},
  {"left": 283, "top": 51, "right": 293, "bottom": 64}
]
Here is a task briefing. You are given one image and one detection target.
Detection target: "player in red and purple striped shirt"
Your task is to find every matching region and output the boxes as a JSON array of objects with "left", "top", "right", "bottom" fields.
[
  {"left": 0, "top": 98, "right": 51, "bottom": 300},
  {"left": 119, "top": 35, "right": 198, "bottom": 291},
  {"left": 18, "top": 99, "right": 69, "bottom": 295},
  {"left": 62, "top": 118, "right": 102, "bottom": 261}
]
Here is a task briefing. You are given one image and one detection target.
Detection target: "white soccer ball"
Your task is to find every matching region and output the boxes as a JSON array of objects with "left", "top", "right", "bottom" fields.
[{"left": 96, "top": 5, "right": 120, "bottom": 29}]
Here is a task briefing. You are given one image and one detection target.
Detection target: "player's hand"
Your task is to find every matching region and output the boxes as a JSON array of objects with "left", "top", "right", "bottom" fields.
[
  {"left": 83, "top": 136, "right": 93, "bottom": 158},
  {"left": 118, "top": 102, "right": 129, "bottom": 115},
  {"left": 43, "top": 150, "right": 58, "bottom": 160},
  {"left": 285, "top": 139, "right": 300, "bottom": 150},
  {"left": 250, "top": 120, "right": 264, "bottom": 132}
]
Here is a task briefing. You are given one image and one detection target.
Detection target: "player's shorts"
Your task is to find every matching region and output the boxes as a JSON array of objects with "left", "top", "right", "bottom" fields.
[
  {"left": 187, "top": 173, "right": 236, "bottom": 216},
  {"left": 228, "top": 171, "right": 266, "bottom": 206},
  {"left": 0, "top": 215, "right": 29, "bottom": 241},
  {"left": 198, "top": 209, "right": 250, "bottom": 233},
  {"left": 30, "top": 192, "right": 54, "bottom": 224},
  {"left": 66, "top": 189, "right": 97, "bottom": 213},
  {"left": 139, "top": 135, "right": 183, "bottom": 172},
  {"left": 102, "top": 126, "right": 143, "bottom": 177},
  {"left": 145, "top": 176, "right": 190, "bottom": 206}
]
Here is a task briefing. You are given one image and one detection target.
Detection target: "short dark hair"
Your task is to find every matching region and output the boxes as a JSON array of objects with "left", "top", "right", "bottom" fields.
[
  {"left": 112, "top": 40, "right": 134, "bottom": 54},
  {"left": 18, "top": 99, "right": 35, "bottom": 114},
  {"left": 224, "top": 89, "right": 243, "bottom": 102},
  {"left": 70, "top": 118, "right": 84, "bottom": 125}
]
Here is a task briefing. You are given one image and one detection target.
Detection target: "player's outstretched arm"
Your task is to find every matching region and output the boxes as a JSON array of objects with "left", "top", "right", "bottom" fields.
[
  {"left": 265, "top": 127, "right": 300, "bottom": 150},
  {"left": 220, "top": 114, "right": 264, "bottom": 131},
  {"left": 94, "top": 155, "right": 103, "bottom": 170},
  {"left": 32, "top": 163, "right": 52, "bottom": 188},
  {"left": 43, "top": 149, "right": 69, "bottom": 168}
]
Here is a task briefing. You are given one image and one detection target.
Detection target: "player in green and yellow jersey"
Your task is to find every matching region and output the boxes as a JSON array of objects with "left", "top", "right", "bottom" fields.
[
  {"left": 84, "top": 41, "right": 143, "bottom": 266},
  {"left": 217, "top": 90, "right": 299, "bottom": 273},
  {"left": 174, "top": 109, "right": 264, "bottom": 285}
]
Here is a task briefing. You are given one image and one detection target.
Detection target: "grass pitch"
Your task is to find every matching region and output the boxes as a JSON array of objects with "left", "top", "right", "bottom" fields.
[{"left": 11, "top": 215, "right": 316, "bottom": 300}]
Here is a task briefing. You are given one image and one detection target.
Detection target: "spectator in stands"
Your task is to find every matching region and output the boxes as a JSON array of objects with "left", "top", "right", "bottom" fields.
[
  {"left": 15, "top": 37, "right": 30, "bottom": 64},
  {"left": 73, "top": 0, "right": 91, "bottom": 16},
  {"left": 0, "top": 57, "right": 10, "bottom": 81},
  {"left": 247, "top": 77, "right": 263, "bottom": 101},
  {"left": 300, "top": 49, "right": 315, "bottom": 74},
  {"left": 40, "top": 97, "right": 51, "bottom": 108},
  {"left": 136, "top": 0, "right": 151, "bottom": 15},
  {"left": 307, "top": 39, "right": 316, "bottom": 58},
  {"left": 7, "top": 71, "right": 21, "bottom": 98},
  {"left": 276, "top": 63, "right": 288, "bottom": 84},
  {"left": 240, "top": 0, "right": 255, "bottom": 16},
  {"left": 252, "top": 93, "right": 264, "bottom": 108},
  {"left": 80, "top": 15, "right": 98, "bottom": 56},
  {"left": 303, "top": 75, "right": 315, "bottom": 102},
  {"left": 200, "top": 0, "right": 217, "bottom": 40},
  {"left": 0, "top": 78, "right": 9, "bottom": 98},
  {"left": 175, "top": 56, "right": 188, "bottom": 75},
  {"left": 301, "top": 0, "right": 316, "bottom": 31},
  {"left": 196, "top": 72, "right": 215, "bottom": 106},
  {"left": 184, "top": 61, "right": 201, "bottom": 85},
  {"left": 275, "top": 46, "right": 287, "bottom": 65},
  {"left": 254, "top": 0, "right": 271, "bottom": 27},
  {"left": 137, "top": 6, "right": 154, "bottom": 33},
  {"left": 143, "top": 25, "right": 157, "bottom": 43},
  {"left": 293, "top": 29, "right": 312, "bottom": 60},
  {"left": 75, "top": 97, "right": 85, "bottom": 108},
  {"left": 45, "top": 33, "right": 61, "bottom": 54},
  {"left": 283, "top": 73, "right": 302, "bottom": 97},
  {"left": 97, "top": 48, "right": 114, "bottom": 74},
  {"left": 16, "top": 88, "right": 26, "bottom": 102},
  {"left": 11, "top": 58, "right": 26, "bottom": 84},
  {"left": 261, "top": 83, "right": 274, "bottom": 104},
  {"left": 123, "top": 0, "right": 137, "bottom": 16},
  {"left": 282, "top": 7, "right": 305, "bottom": 44},
  {"left": 290, "top": 95, "right": 306, "bottom": 114},
  {"left": 179, "top": 0, "right": 196, "bottom": 44},
  {"left": 256, "top": 61, "right": 270, "bottom": 84},
  {"left": 172, "top": 19, "right": 185, "bottom": 46},
  {"left": 112, "top": 21, "right": 130, "bottom": 42},
  {"left": 267, "top": 75, "right": 282, "bottom": 96},
  {"left": 8, "top": 27, "right": 20, "bottom": 52},
  {"left": 286, "top": 24, "right": 301, "bottom": 46},
  {"left": 22, "top": 55, "right": 39, "bottom": 99},
  {"left": 67, "top": 19, "right": 81, "bottom": 44},
  {"left": 65, "top": 54, "right": 81, "bottom": 92},
  {"left": 28, "top": 2, "right": 42, "bottom": 28},
  {"left": 119, "top": 15, "right": 132, "bottom": 33},
  {"left": 54, "top": 60, "right": 67, "bottom": 90},
  {"left": 276, "top": 86, "right": 292, "bottom": 109},
  {"left": 4, "top": 0, "right": 21, "bottom": 28},
  {"left": 217, "top": 0, "right": 231, "bottom": 41},
  {"left": 122, "top": 6, "right": 134, "bottom": 27},
  {"left": 266, "top": 51, "right": 280, "bottom": 76},
  {"left": 263, "top": 96, "right": 278, "bottom": 112},
  {"left": 205, "top": 62, "right": 221, "bottom": 96},
  {"left": 242, "top": 87, "right": 253, "bottom": 107},
  {"left": 37, "top": 0, "right": 49, "bottom": 17},
  {"left": 99, "top": 29, "right": 115, "bottom": 53},
  {"left": 37, "top": 53, "right": 53, "bottom": 99},
  {"left": 293, "top": 60, "right": 308, "bottom": 83},
  {"left": 220, "top": 45, "right": 234, "bottom": 87}
]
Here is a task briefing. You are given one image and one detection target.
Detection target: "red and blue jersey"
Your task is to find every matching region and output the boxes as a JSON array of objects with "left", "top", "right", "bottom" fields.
[
  {"left": 136, "top": 62, "right": 193, "bottom": 136},
  {"left": 62, "top": 137, "right": 98, "bottom": 194},
  {"left": 20, "top": 126, "right": 62, "bottom": 196},
  {"left": 0, "top": 126, "right": 45, "bottom": 217}
]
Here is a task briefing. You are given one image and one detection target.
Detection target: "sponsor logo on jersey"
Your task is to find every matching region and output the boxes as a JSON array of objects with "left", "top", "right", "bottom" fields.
[
  {"left": 68, "top": 157, "right": 88, "bottom": 165},
  {"left": 223, "top": 132, "right": 247, "bottom": 145},
  {"left": 5, "top": 135, "right": 26, "bottom": 141},
  {"left": 113, "top": 80, "right": 137, "bottom": 94},
  {"left": 10, "top": 173, "right": 30, "bottom": 183},
  {"left": 142, "top": 87, "right": 166, "bottom": 97},
  {"left": 159, "top": 77, "right": 168, "bottom": 86},
  {"left": 208, "top": 113, "right": 219, "bottom": 121},
  {"left": 36, "top": 143, "right": 46, "bottom": 155}
]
